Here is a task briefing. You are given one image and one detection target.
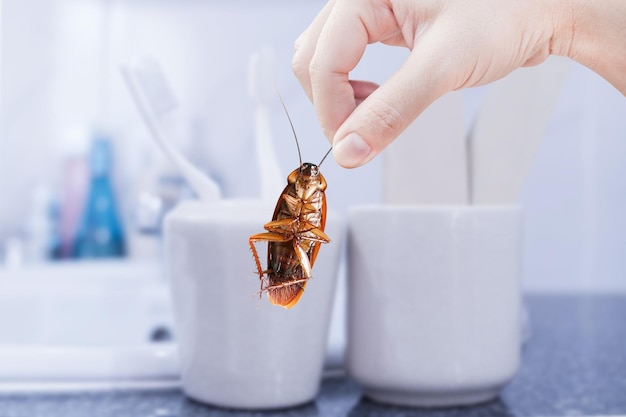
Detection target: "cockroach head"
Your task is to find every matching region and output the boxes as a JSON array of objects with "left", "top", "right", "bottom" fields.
[
  {"left": 300, "top": 162, "right": 320, "bottom": 177},
  {"left": 297, "top": 147, "right": 332, "bottom": 176}
]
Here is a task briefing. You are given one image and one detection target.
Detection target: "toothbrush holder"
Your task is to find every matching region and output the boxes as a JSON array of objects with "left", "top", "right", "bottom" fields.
[
  {"left": 164, "top": 200, "right": 344, "bottom": 410},
  {"left": 346, "top": 205, "right": 522, "bottom": 407}
]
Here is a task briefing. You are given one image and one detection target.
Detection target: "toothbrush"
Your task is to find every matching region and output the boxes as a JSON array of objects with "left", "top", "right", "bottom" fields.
[
  {"left": 121, "top": 57, "right": 221, "bottom": 202},
  {"left": 383, "top": 91, "right": 467, "bottom": 205},
  {"left": 248, "top": 47, "right": 284, "bottom": 202},
  {"left": 469, "top": 56, "right": 571, "bottom": 204}
]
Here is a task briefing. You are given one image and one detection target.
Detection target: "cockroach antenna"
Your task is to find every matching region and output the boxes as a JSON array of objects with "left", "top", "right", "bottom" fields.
[
  {"left": 318, "top": 147, "right": 333, "bottom": 167},
  {"left": 275, "top": 90, "right": 303, "bottom": 169}
]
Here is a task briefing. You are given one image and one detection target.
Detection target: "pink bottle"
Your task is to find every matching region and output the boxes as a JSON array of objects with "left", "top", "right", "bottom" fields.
[{"left": 57, "top": 128, "right": 89, "bottom": 258}]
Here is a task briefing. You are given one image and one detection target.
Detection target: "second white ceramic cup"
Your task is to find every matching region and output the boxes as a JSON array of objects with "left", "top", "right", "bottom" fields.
[
  {"left": 347, "top": 205, "right": 522, "bottom": 407},
  {"left": 164, "top": 200, "right": 344, "bottom": 409}
]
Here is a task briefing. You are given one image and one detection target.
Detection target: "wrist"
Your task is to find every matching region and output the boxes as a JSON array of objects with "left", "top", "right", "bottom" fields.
[{"left": 550, "top": 0, "right": 626, "bottom": 94}]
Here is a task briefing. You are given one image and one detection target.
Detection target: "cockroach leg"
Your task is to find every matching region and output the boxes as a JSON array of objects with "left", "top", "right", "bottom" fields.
[
  {"left": 264, "top": 218, "right": 297, "bottom": 233},
  {"left": 298, "top": 223, "right": 331, "bottom": 243},
  {"left": 293, "top": 242, "right": 313, "bottom": 279},
  {"left": 264, "top": 278, "right": 308, "bottom": 291},
  {"left": 249, "top": 232, "right": 294, "bottom": 293}
]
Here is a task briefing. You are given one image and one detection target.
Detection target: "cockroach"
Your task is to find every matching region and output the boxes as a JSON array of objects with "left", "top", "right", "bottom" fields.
[{"left": 248, "top": 98, "right": 332, "bottom": 309}]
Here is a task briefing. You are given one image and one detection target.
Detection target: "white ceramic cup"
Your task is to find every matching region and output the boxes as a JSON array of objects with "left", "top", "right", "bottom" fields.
[
  {"left": 347, "top": 206, "right": 522, "bottom": 407},
  {"left": 164, "top": 200, "right": 344, "bottom": 409}
]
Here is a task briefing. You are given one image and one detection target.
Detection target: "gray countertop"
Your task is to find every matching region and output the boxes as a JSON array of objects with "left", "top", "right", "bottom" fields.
[{"left": 0, "top": 294, "right": 625, "bottom": 416}]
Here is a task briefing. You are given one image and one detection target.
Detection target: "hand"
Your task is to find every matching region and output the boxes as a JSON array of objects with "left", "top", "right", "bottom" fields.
[{"left": 293, "top": 0, "right": 574, "bottom": 168}]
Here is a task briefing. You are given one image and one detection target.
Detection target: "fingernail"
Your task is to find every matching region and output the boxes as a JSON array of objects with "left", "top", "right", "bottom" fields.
[{"left": 333, "top": 133, "right": 371, "bottom": 167}]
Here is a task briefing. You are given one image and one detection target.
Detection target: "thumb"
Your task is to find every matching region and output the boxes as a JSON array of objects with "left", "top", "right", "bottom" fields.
[{"left": 332, "top": 32, "right": 452, "bottom": 168}]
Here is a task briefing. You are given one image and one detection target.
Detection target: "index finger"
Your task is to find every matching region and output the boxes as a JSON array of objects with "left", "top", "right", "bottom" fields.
[
  {"left": 309, "top": 3, "right": 369, "bottom": 140},
  {"left": 292, "top": 0, "right": 336, "bottom": 103}
]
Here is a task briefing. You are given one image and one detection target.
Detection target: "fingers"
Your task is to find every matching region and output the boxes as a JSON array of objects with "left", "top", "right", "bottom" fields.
[
  {"left": 308, "top": 2, "right": 370, "bottom": 141},
  {"left": 294, "top": 1, "right": 375, "bottom": 141},
  {"left": 332, "top": 29, "right": 452, "bottom": 168},
  {"left": 293, "top": 0, "right": 423, "bottom": 153},
  {"left": 350, "top": 80, "right": 380, "bottom": 106},
  {"left": 292, "top": 1, "right": 336, "bottom": 102}
]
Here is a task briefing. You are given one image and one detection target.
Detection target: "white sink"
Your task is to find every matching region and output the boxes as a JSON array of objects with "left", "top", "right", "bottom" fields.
[
  {"left": 0, "top": 260, "right": 347, "bottom": 392},
  {"left": 0, "top": 261, "right": 179, "bottom": 392}
]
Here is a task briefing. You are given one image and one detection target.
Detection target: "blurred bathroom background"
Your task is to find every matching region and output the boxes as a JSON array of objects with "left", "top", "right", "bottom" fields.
[{"left": 0, "top": 0, "right": 626, "bottom": 377}]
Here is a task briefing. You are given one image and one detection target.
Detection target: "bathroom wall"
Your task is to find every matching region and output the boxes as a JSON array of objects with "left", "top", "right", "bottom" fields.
[
  {"left": 521, "top": 65, "right": 626, "bottom": 292},
  {"left": 1, "top": 0, "right": 626, "bottom": 291}
]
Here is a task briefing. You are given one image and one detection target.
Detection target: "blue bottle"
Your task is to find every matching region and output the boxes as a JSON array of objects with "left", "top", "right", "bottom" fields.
[{"left": 73, "top": 137, "right": 126, "bottom": 258}]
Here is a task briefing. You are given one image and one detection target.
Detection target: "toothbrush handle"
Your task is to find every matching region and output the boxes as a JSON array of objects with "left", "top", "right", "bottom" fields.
[
  {"left": 255, "top": 106, "right": 284, "bottom": 201},
  {"left": 121, "top": 67, "right": 221, "bottom": 202}
]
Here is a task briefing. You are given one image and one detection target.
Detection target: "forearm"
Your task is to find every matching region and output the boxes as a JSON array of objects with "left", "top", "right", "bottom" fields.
[{"left": 552, "top": 0, "right": 626, "bottom": 95}]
